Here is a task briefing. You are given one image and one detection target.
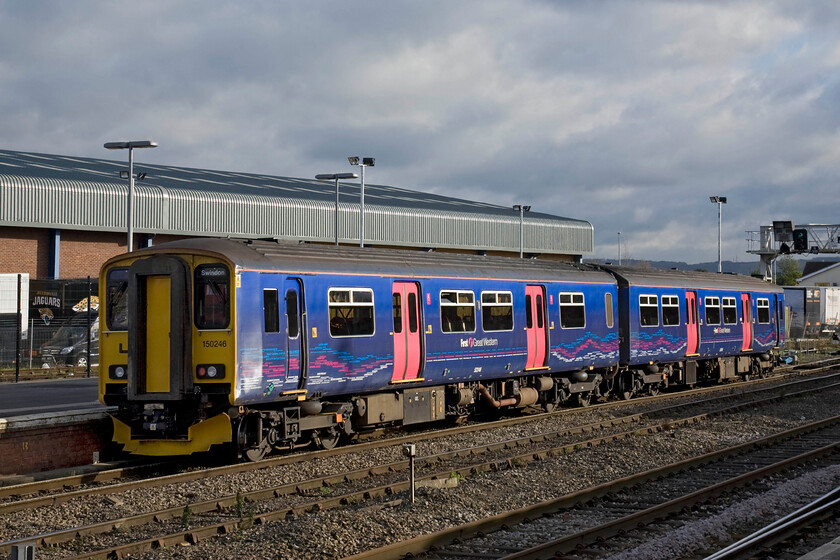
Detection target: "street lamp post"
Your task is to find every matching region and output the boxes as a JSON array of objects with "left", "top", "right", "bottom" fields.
[
  {"left": 104, "top": 140, "right": 158, "bottom": 252},
  {"left": 513, "top": 205, "right": 531, "bottom": 258},
  {"left": 348, "top": 157, "right": 375, "bottom": 247},
  {"left": 710, "top": 196, "right": 728, "bottom": 273},
  {"left": 617, "top": 231, "right": 622, "bottom": 266},
  {"left": 315, "top": 173, "right": 359, "bottom": 246}
]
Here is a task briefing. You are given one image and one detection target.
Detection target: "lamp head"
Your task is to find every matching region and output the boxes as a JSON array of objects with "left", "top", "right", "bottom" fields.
[
  {"left": 362, "top": 157, "right": 375, "bottom": 166},
  {"left": 348, "top": 156, "right": 360, "bottom": 165}
]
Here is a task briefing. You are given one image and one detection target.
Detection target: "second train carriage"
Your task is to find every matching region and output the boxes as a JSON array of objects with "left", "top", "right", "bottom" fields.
[{"left": 99, "top": 238, "right": 784, "bottom": 459}]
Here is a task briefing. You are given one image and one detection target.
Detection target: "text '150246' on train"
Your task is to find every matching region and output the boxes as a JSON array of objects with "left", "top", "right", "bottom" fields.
[{"left": 99, "top": 238, "right": 784, "bottom": 461}]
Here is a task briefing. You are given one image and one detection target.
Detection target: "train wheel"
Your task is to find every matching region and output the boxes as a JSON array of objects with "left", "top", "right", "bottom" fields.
[
  {"left": 236, "top": 412, "right": 269, "bottom": 462},
  {"left": 617, "top": 373, "right": 636, "bottom": 401},
  {"left": 312, "top": 427, "right": 341, "bottom": 450}
]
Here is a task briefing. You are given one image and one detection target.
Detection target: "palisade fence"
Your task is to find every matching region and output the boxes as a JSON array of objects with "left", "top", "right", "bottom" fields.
[{"left": 0, "top": 274, "right": 98, "bottom": 377}]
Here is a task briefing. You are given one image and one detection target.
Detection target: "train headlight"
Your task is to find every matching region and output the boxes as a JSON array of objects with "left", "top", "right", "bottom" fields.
[
  {"left": 207, "top": 365, "right": 218, "bottom": 378},
  {"left": 109, "top": 365, "right": 127, "bottom": 380}
]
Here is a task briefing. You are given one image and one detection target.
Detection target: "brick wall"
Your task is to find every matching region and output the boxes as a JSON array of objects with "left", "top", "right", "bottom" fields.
[
  {"left": 0, "top": 417, "right": 115, "bottom": 475},
  {"left": 59, "top": 230, "right": 127, "bottom": 279},
  {"left": 0, "top": 227, "right": 49, "bottom": 277},
  {"left": 0, "top": 226, "right": 193, "bottom": 280}
]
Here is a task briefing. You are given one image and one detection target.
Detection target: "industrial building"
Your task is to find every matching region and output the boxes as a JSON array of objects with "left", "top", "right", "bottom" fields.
[{"left": 0, "top": 149, "right": 594, "bottom": 280}]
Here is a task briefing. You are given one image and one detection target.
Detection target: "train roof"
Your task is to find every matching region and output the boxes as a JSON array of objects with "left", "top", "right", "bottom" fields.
[
  {"left": 127, "top": 238, "right": 615, "bottom": 284},
  {"left": 599, "top": 264, "right": 784, "bottom": 293}
]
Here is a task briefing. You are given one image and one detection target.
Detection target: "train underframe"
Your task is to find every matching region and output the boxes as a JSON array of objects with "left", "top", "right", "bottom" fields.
[
  {"left": 111, "top": 351, "right": 776, "bottom": 461},
  {"left": 226, "top": 351, "right": 777, "bottom": 460}
]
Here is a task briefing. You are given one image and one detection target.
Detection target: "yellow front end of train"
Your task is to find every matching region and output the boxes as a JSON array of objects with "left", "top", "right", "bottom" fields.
[{"left": 99, "top": 249, "right": 237, "bottom": 455}]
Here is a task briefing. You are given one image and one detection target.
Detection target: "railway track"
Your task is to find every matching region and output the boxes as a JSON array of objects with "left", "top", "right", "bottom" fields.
[
  {"left": 344, "top": 416, "right": 840, "bottom": 560},
  {"left": 1, "top": 371, "right": 838, "bottom": 559},
  {"left": 0, "top": 366, "right": 835, "bottom": 516},
  {"left": 1, "top": 360, "right": 836, "bottom": 506}
]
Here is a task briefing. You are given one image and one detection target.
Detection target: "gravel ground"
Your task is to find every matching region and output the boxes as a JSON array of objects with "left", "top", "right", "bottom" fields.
[{"left": 20, "top": 385, "right": 835, "bottom": 560}]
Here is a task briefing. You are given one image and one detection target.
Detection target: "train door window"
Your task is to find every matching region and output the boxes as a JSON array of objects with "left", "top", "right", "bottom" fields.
[
  {"left": 705, "top": 296, "right": 721, "bottom": 325},
  {"left": 605, "top": 293, "right": 614, "bottom": 328},
  {"left": 392, "top": 293, "right": 403, "bottom": 334},
  {"left": 559, "top": 292, "right": 586, "bottom": 329},
  {"left": 285, "top": 290, "right": 300, "bottom": 338},
  {"left": 481, "top": 291, "right": 514, "bottom": 331},
  {"left": 408, "top": 292, "right": 419, "bottom": 333},
  {"left": 757, "top": 298, "right": 771, "bottom": 323},
  {"left": 525, "top": 295, "right": 533, "bottom": 328},
  {"left": 722, "top": 297, "right": 738, "bottom": 324},
  {"left": 263, "top": 289, "right": 280, "bottom": 333},
  {"left": 195, "top": 264, "right": 230, "bottom": 329},
  {"left": 106, "top": 267, "right": 129, "bottom": 330},
  {"left": 536, "top": 294, "right": 545, "bottom": 328},
  {"left": 639, "top": 295, "right": 659, "bottom": 327},
  {"left": 440, "top": 290, "right": 476, "bottom": 333},
  {"left": 662, "top": 295, "right": 680, "bottom": 326},
  {"left": 329, "top": 288, "right": 374, "bottom": 337}
]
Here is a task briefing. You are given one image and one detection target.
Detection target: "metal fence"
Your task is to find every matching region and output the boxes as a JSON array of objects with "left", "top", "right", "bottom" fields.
[{"left": 0, "top": 276, "right": 98, "bottom": 377}]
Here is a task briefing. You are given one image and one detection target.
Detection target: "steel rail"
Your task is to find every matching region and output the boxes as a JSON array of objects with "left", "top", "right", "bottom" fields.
[
  {"left": 703, "top": 486, "right": 840, "bottom": 560},
  {"left": 9, "top": 384, "right": 837, "bottom": 558}
]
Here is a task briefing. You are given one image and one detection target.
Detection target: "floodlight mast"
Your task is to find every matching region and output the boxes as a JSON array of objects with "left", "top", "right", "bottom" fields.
[
  {"left": 104, "top": 141, "right": 158, "bottom": 252},
  {"left": 513, "top": 204, "right": 531, "bottom": 258},
  {"left": 348, "top": 157, "right": 374, "bottom": 247},
  {"left": 315, "top": 172, "right": 359, "bottom": 246},
  {"left": 710, "top": 196, "right": 727, "bottom": 273}
]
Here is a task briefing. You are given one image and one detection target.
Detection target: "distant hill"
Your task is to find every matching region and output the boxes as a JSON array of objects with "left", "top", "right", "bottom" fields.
[{"left": 588, "top": 259, "right": 761, "bottom": 276}]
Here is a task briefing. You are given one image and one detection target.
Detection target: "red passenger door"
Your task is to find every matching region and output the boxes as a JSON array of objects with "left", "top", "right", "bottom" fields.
[
  {"left": 525, "top": 285, "right": 548, "bottom": 370},
  {"left": 741, "top": 293, "right": 753, "bottom": 351},
  {"left": 285, "top": 278, "right": 306, "bottom": 391},
  {"left": 391, "top": 282, "right": 422, "bottom": 382},
  {"left": 686, "top": 291, "right": 699, "bottom": 356}
]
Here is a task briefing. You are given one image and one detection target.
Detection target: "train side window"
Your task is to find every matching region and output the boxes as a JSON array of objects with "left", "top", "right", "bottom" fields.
[
  {"left": 195, "top": 264, "right": 230, "bottom": 329},
  {"left": 329, "top": 288, "right": 375, "bottom": 337},
  {"left": 263, "top": 289, "right": 280, "bottom": 333},
  {"left": 285, "top": 290, "right": 300, "bottom": 338},
  {"left": 605, "top": 293, "right": 614, "bottom": 328},
  {"left": 639, "top": 295, "right": 659, "bottom": 327},
  {"left": 757, "top": 298, "right": 770, "bottom": 323},
  {"left": 705, "top": 296, "right": 721, "bottom": 325},
  {"left": 481, "top": 291, "right": 513, "bottom": 332},
  {"left": 662, "top": 295, "right": 680, "bottom": 326},
  {"left": 440, "top": 290, "right": 476, "bottom": 333},
  {"left": 722, "top": 297, "right": 738, "bottom": 324},
  {"left": 559, "top": 292, "right": 585, "bottom": 329},
  {"left": 106, "top": 267, "right": 129, "bottom": 330}
]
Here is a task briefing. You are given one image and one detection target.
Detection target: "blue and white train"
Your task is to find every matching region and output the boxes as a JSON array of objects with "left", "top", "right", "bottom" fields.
[{"left": 98, "top": 238, "right": 784, "bottom": 459}]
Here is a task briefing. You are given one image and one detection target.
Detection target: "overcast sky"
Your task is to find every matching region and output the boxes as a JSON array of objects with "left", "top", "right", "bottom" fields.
[{"left": 1, "top": 1, "right": 838, "bottom": 263}]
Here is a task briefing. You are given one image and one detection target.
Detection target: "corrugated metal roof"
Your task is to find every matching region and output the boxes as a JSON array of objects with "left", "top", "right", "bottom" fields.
[{"left": 0, "top": 149, "right": 593, "bottom": 255}]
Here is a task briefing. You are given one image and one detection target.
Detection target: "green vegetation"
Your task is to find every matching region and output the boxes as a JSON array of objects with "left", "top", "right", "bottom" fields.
[{"left": 775, "top": 256, "right": 802, "bottom": 286}]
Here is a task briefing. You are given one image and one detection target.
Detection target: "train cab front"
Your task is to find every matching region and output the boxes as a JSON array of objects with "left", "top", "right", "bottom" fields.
[{"left": 100, "top": 252, "right": 235, "bottom": 456}]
